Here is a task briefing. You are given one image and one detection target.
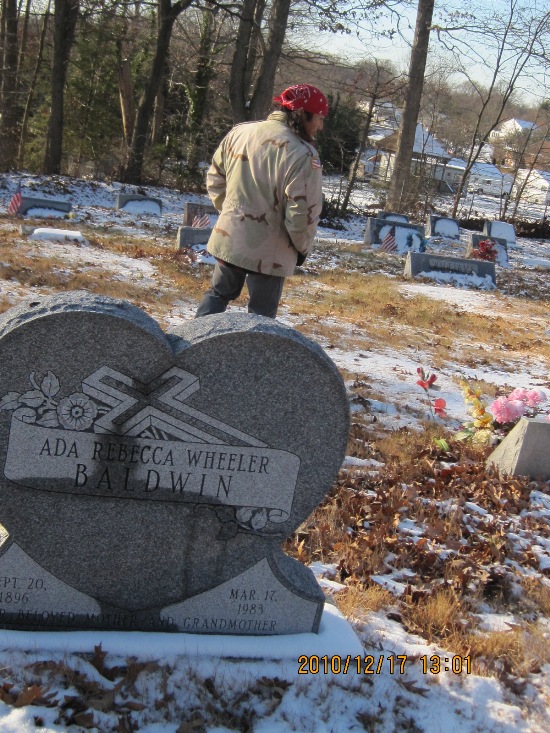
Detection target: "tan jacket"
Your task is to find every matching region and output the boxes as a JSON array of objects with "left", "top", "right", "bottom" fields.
[{"left": 206, "top": 111, "right": 323, "bottom": 276}]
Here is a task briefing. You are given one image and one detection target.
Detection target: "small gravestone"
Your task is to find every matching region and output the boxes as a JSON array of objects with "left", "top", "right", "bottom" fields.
[
  {"left": 364, "top": 218, "right": 426, "bottom": 253},
  {"left": 466, "top": 233, "right": 509, "bottom": 268},
  {"left": 177, "top": 202, "right": 217, "bottom": 248},
  {"left": 116, "top": 193, "right": 163, "bottom": 213},
  {"left": 427, "top": 215, "right": 460, "bottom": 240},
  {"left": 483, "top": 220, "right": 516, "bottom": 246},
  {"left": 486, "top": 418, "right": 550, "bottom": 481},
  {"left": 177, "top": 227, "right": 212, "bottom": 248},
  {"left": 0, "top": 293, "right": 348, "bottom": 635},
  {"left": 377, "top": 211, "right": 409, "bottom": 223},
  {"left": 404, "top": 252, "right": 496, "bottom": 285},
  {"left": 19, "top": 196, "right": 72, "bottom": 216},
  {"left": 183, "top": 202, "right": 217, "bottom": 226}
]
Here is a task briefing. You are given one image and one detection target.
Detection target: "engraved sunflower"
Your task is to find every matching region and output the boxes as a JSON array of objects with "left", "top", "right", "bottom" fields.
[{"left": 57, "top": 392, "right": 98, "bottom": 431}]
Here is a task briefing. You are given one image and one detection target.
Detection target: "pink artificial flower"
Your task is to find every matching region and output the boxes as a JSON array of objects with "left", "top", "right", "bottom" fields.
[
  {"left": 525, "top": 388, "right": 546, "bottom": 407},
  {"left": 508, "top": 388, "right": 529, "bottom": 403},
  {"left": 489, "top": 396, "right": 525, "bottom": 424}
]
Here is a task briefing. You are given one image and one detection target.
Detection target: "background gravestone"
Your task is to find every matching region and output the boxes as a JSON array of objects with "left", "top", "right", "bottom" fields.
[
  {"left": 0, "top": 293, "right": 349, "bottom": 635},
  {"left": 486, "top": 418, "right": 550, "bottom": 480},
  {"left": 483, "top": 220, "right": 516, "bottom": 245},
  {"left": 116, "top": 193, "right": 163, "bottom": 212},
  {"left": 426, "top": 215, "right": 460, "bottom": 240},
  {"left": 466, "top": 233, "right": 509, "bottom": 268},
  {"left": 404, "top": 252, "right": 496, "bottom": 285}
]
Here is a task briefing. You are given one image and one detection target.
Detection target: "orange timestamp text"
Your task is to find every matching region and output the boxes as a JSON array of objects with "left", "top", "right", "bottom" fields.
[{"left": 297, "top": 654, "right": 472, "bottom": 675}]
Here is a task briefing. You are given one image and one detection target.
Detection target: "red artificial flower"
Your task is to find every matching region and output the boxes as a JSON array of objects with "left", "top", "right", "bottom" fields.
[{"left": 433, "top": 398, "right": 447, "bottom": 417}]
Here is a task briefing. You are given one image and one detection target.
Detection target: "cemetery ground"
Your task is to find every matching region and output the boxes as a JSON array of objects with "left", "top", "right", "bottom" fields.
[{"left": 0, "top": 173, "right": 549, "bottom": 732}]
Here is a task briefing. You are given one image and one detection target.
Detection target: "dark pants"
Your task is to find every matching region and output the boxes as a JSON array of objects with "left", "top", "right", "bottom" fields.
[{"left": 195, "top": 260, "right": 285, "bottom": 319}]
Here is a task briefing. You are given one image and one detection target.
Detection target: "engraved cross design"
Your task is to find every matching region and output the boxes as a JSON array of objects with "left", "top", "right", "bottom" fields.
[{"left": 82, "top": 366, "right": 266, "bottom": 447}]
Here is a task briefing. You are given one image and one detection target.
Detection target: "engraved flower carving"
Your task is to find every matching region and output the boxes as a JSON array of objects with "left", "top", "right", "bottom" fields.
[{"left": 57, "top": 392, "right": 98, "bottom": 431}]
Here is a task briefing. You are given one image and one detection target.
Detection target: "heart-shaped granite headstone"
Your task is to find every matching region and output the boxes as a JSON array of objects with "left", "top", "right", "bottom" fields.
[{"left": 0, "top": 293, "right": 348, "bottom": 634}]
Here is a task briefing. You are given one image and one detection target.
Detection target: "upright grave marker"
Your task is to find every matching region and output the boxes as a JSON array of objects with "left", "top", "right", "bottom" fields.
[
  {"left": 426, "top": 215, "right": 461, "bottom": 240},
  {"left": 404, "top": 252, "right": 496, "bottom": 285},
  {"left": 116, "top": 193, "right": 163, "bottom": 213},
  {"left": 0, "top": 293, "right": 349, "bottom": 635},
  {"left": 177, "top": 202, "right": 217, "bottom": 248},
  {"left": 487, "top": 418, "right": 550, "bottom": 481}
]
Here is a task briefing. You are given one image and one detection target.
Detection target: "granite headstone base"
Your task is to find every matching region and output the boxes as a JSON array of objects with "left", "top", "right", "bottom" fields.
[
  {"left": 486, "top": 417, "right": 550, "bottom": 481},
  {"left": 177, "top": 226, "right": 213, "bottom": 247},
  {"left": 404, "top": 252, "right": 496, "bottom": 284}
]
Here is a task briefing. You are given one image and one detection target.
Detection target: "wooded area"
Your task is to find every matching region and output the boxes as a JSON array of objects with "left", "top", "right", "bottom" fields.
[{"left": 0, "top": 0, "right": 549, "bottom": 215}]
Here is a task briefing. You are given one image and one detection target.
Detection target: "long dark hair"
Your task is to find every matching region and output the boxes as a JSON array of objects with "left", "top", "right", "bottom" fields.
[{"left": 272, "top": 104, "right": 314, "bottom": 142}]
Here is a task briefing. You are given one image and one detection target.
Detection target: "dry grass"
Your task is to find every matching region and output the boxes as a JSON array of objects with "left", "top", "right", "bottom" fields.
[
  {"left": 465, "top": 624, "right": 550, "bottom": 679},
  {"left": 401, "top": 588, "right": 464, "bottom": 642},
  {"left": 523, "top": 579, "right": 550, "bottom": 615},
  {"left": 335, "top": 584, "right": 394, "bottom": 618},
  {"left": 284, "top": 265, "right": 550, "bottom": 363}
]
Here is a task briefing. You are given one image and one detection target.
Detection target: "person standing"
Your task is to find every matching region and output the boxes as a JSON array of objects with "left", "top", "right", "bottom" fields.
[{"left": 195, "top": 84, "right": 328, "bottom": 319}]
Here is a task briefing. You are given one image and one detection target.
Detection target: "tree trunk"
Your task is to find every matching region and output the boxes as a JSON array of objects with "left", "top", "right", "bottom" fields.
[
  {"left": 43, "top": 0, "right": 79, "bottom": 175},
  {"left": 0, "top": 0, "right": 20, "bottom": 170},
  {"left": 340, "top": 95, "right": 376, "bottom": 215},
  {"left": 229, "top": 0, "right": 258, "bottom": 123},
  {"left": 249, "top": 0, "right": 291, "bottom": 120},
  {"left": 120, "top": 0, "right": 193, "bottom": 184},
  {"left": 385, "top": 0, "right": 435, "bottom": 213},
  {"left": 18, "top": 2, "right": 50, "bottom": 167},
  {"left": 117, "top": 57, "right": 136, "bottom": 146},
  {"left": 185, "top": 7, "right": 218, "bottom": 170}
]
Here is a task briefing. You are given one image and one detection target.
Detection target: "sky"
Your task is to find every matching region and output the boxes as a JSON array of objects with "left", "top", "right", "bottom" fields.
[
  {"left": 0, "top": 173, "right": 549, "bottom": 732},
  {"left": 296, "top": 0, "right": 549, "bottom": 107}
]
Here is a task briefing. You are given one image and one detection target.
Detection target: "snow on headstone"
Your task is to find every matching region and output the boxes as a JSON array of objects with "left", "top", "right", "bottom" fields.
[
  {"left": 483, "top": 220, "right": 516, "bottom": 245},
  {"left": 116, "top": 193, "right": 163, "bottom": 215},
  {"left": 28, "top": 228, "right": 87, "bottom": 243},
  {"left": 427, "top": 215, "right": 460, "bottom": 240}
]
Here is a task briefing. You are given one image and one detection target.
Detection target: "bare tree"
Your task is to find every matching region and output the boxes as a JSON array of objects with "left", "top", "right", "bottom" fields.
[
  {"left": 339, "top": 60, "right": 402, "bottom": 215},
  {"left": 385, "top": 0, "right": 435, "bottom": 213},
  {"left": 441, "top": 1, "right": 550, "bottom": 217}
]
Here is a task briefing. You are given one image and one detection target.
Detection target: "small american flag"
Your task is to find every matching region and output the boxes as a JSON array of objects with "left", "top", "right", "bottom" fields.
[
  {"left": 7, "top": 181, "right": 22, "bottom": 216},
  {"left": 380, "top": 226, "right": 397, "bottom": 253},
  {"left": 191, "top": 213, "right": 211, "bottom": 228}
]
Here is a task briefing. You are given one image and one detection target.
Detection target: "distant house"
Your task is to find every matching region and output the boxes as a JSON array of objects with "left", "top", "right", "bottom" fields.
[
  {"left": 512, "top": 169, "right": 550, "bottom": 205},
  {"left": 489, "top": 118, "right": 538, "bottom": 142},
  {"left": 371, "top": 102, "right": 402, "bottom": 129},
  {"left": 373, "top": 123, "right": 450, "bottom": 180},
  {"left": 433, "top": 158, "right": 512, "bottom": 197}
]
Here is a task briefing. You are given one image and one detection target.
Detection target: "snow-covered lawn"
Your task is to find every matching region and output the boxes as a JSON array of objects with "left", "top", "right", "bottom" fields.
[{"left": 0, "top": 173, "right": 548, "bottom": 733}]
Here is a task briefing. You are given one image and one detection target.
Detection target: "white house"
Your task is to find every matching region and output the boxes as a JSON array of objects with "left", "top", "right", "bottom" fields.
[
  {"left": 373, "top": 123, "right": 450, "bottom": 180},
  {"left": 512, "top": 169, "right": 550, "bottom": 205},
  {"left": 489, "top": 119, "right": 538, "bottom": 142},
  {"left": 433, "top": 158, "right": 512, "bottom": 197}
]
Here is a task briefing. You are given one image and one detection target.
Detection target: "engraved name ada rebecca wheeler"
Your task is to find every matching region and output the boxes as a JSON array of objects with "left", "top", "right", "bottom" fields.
[{"left": 1, "top": 365, "right": 300, "bottom": 535}]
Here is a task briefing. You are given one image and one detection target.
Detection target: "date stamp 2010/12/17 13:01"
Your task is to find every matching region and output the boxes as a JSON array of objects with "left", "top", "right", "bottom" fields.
[{"left": 297, "top": 655, "right": 472, "bottom": 675}]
